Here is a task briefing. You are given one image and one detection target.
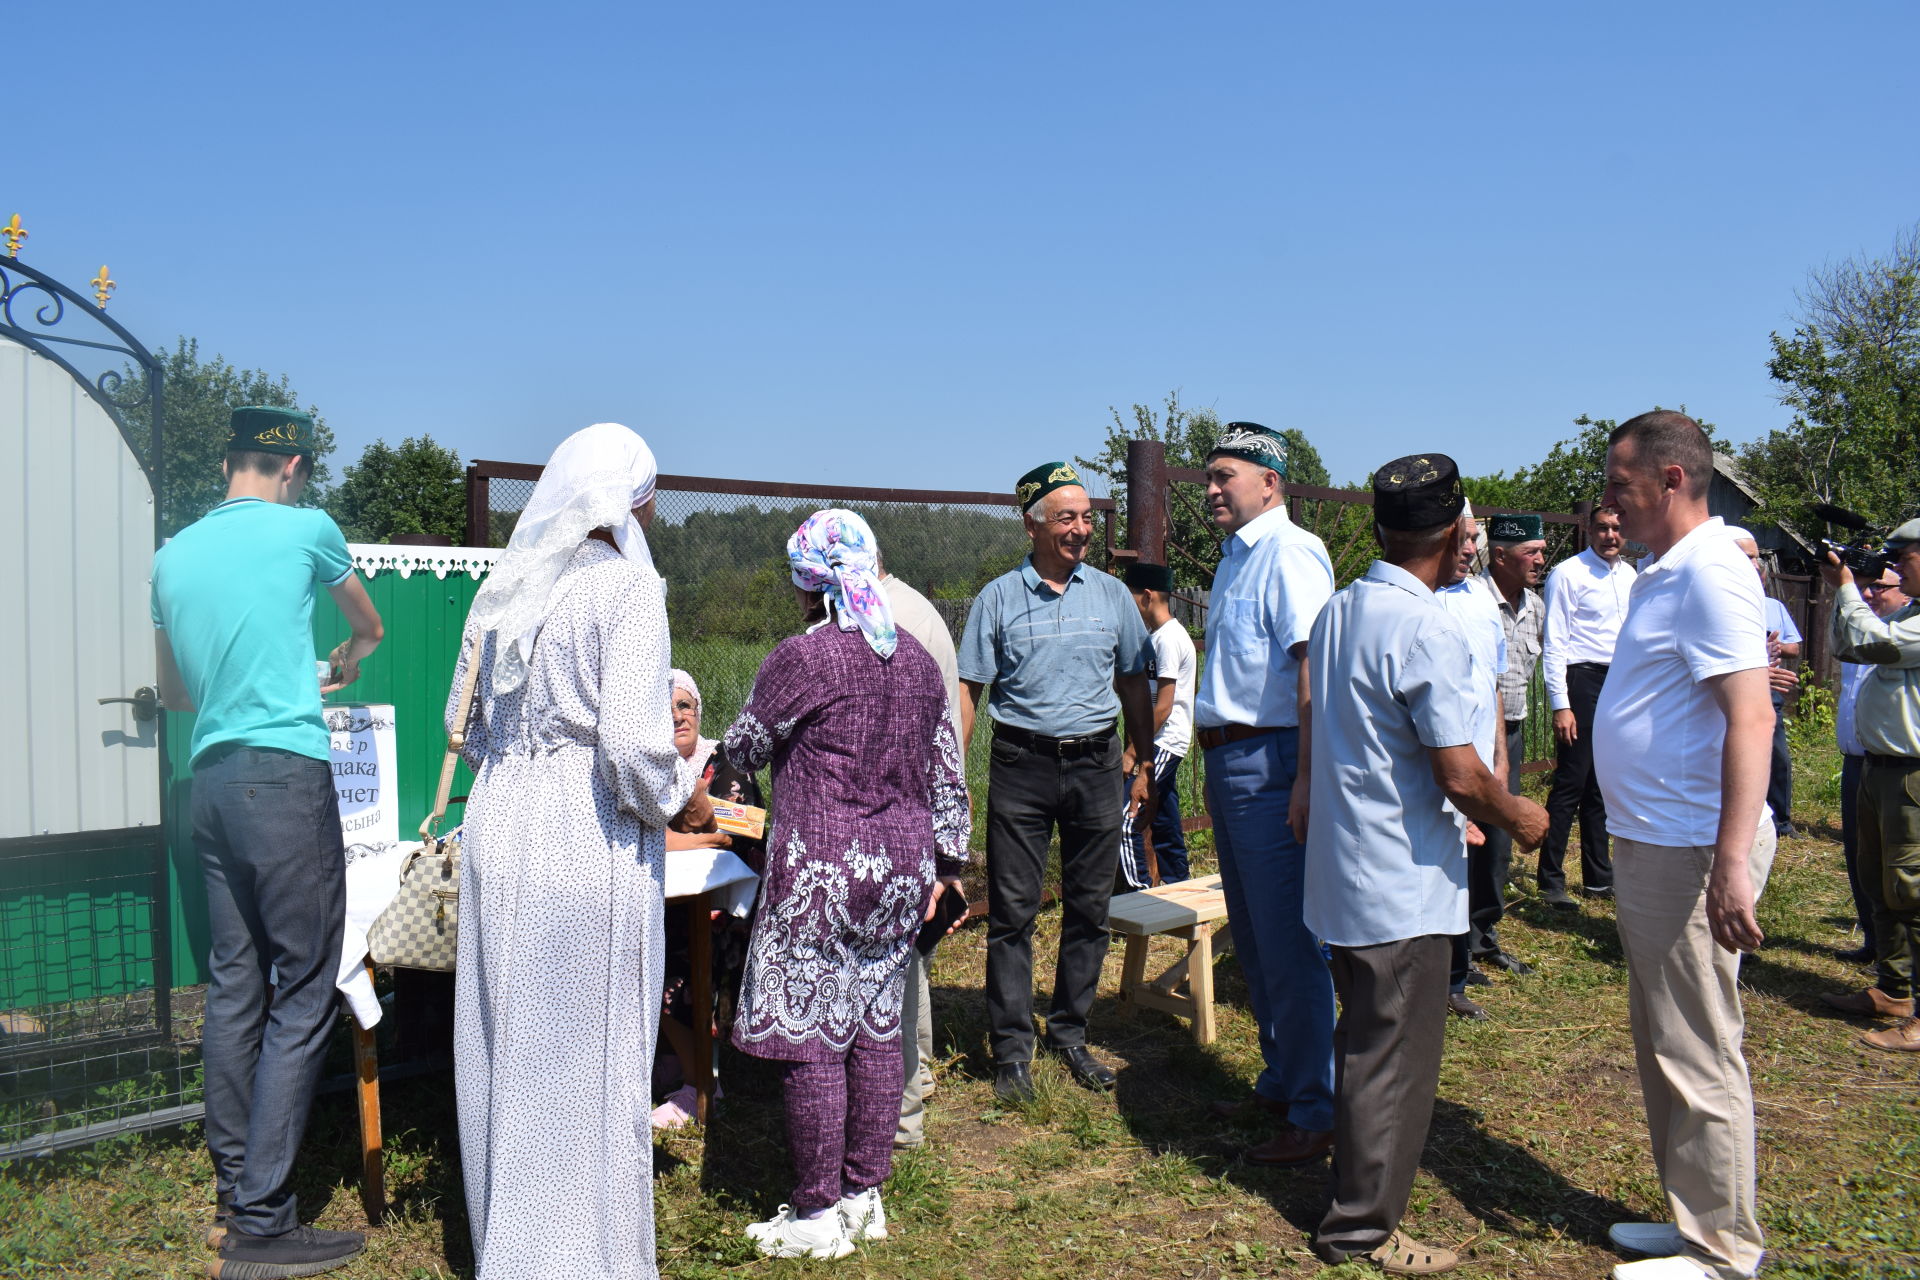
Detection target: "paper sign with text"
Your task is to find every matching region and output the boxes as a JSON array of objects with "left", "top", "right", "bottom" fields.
[{"left": 326, "top": 703, "right": 398, "bottom": 863}]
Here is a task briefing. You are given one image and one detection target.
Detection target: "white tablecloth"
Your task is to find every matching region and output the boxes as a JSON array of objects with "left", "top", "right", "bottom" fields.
[{"left": 338, "top": 838, "right": 762, "bottom": 1029}]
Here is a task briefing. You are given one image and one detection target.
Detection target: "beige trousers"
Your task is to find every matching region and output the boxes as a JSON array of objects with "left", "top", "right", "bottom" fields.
[
  {"left": 895, "top": 949, "right": 935, "bottom": 1147},
  {"left": 1612, "top": 822, "right": 1775, "bottom": 1280}
]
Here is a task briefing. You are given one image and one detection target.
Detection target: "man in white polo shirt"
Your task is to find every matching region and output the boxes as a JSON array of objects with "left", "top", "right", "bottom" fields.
[
  {"left": 1540, "top": 504, "right": 1636, "bottom": 907},
  {"left": 1591, "top": 411, "right": 1776, "bottom": 1280}
]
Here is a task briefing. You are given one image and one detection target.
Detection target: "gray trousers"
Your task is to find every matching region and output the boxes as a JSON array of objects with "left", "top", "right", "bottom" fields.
[
  {"left": 192, "top": 746, "right": 346, "bottom": 1238},
  {"left": 895, "top": 948, "right": 935, "bottom": 1146},
  {"left": 1316, "top": 934, "right": 1451, "bottom": 1261}
]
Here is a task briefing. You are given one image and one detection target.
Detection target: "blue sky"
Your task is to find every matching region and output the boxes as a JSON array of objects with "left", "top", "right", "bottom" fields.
[{"left": 10, "top": 2, "right": 1917, "bottom": 492}]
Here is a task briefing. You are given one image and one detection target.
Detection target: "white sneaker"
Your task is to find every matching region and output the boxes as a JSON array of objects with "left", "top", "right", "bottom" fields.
[
  {"left": 1608, "top": 1223, "right": 1686, "bottom": 1257},
  {"left": 1611, "top": 1256, "right": 1712, "bottom": 1280},
  {"left": 746, "top": 1205, "right": 855, "bottom": 1259},
  {"left": 838, "top": 1186, "right": 888, "bottom": 1241}
]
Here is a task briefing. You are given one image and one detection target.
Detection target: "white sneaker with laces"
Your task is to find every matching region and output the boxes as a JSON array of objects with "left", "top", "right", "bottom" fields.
[
  {"left": 1611, "top": 1255, "right": 1712, "bottom": 1280},
  {"left": 746, "top": 1204, "right": 855, "bottom": 1259},
  {"left": 838, "top": 1186, "right": 888, "bottom": 1241},
  {"left": 1608, "top": 1223, "right": 1685, "bottom": 1257}
]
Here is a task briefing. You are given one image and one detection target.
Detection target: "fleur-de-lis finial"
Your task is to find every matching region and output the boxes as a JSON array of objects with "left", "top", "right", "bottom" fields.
[
  {"left": 2, "top": 214, "right": 25, "bottom": 258},
  {"left": 91, "top": 264, "right": 115, "bottom": 308}
]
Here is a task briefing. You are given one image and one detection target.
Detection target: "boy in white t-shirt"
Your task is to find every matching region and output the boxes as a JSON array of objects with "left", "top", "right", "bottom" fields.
[{"left": 1118, "top": 562, "right": 1196, "bottom": 889}]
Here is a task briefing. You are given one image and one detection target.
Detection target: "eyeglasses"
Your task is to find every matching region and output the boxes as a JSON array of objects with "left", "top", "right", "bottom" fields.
[{"left": 1863, "top": 582, "right": 1901, "bottom": 594}]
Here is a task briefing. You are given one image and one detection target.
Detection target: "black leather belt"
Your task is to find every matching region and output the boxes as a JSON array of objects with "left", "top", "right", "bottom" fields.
[
  {"left": 1197, "top": 724, "right": 1279, "bottom": 752},
  {"left": 1865, "top": 752, "right": 1920, "bottom": 769},
  {"left": 1569, "top": 661, "right": 1610, "bottom": 671},
  {"left": 994, "top": 724, "right": 1114, "bottom": 759}
]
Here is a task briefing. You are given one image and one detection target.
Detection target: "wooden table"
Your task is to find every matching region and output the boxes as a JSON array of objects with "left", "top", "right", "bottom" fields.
[
  {"left": 1108, "top": 873, "right": 1232, "bottom": 1045},
  {"left": 350, "top": 888, "right": 726, "bottom": 1225}
]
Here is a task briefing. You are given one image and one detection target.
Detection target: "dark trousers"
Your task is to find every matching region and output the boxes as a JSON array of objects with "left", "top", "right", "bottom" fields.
[
  {"left": 1316, "top": 935, "right": 1452, "bottom": 1262},
  {"left": 1860, "top": 757, "right": 1920, "bottom": 1001},
  {"left": 1118, "top": 749, "right": 1187, "bottom": 890},
  {"left": 1451, "top": 720, "right": 1525, "bottom": 989},
  {"left": 1841, "top": 753, "right": 1878, "bottom": 952},
  {"left": 1768, "top": 688, "right": 1793, "bottom": 828},
  {"left": 192, "top": 746, "right": 346, "bottom": 1238},
  {"left": 1541, "top": 663, "right": 1612, "bottom": 894},
  {"left": 984, "top": 732, "right": 1124, "bottom": 1065}
]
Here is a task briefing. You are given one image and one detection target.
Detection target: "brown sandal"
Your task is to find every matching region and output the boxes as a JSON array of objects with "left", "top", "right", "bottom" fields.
[{"left": 1366, "top": 1230, "right": 1460, "bottom": 1275}]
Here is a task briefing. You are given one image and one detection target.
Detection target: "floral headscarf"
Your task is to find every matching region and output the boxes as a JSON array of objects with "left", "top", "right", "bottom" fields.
[{"left": 787, "top": 509, "right": 896, "bottom": 659}]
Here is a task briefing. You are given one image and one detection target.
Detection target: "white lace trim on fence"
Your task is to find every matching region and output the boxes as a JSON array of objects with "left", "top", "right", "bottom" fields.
[{"left": 347, "top": 544, "right": 500, "bottom": 580}]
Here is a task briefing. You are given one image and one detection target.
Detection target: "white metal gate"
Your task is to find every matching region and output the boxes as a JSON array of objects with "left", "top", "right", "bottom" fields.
[{"left": 0, "top": 253, "right": 177, "bottom": 1157}]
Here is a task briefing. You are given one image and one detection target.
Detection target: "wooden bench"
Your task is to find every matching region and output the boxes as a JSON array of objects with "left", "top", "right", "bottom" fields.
[{"left": 1108, "top": 874, "right": 1231, "bottom": 1045}]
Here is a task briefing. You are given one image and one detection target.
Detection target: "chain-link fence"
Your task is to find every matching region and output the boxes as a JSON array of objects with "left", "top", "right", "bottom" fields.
[{"left": 466, "top": 464, "right": 1145, "bottom": 837}]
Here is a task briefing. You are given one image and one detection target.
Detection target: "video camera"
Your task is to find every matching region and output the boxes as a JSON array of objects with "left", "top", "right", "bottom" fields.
[{"left": 1812, "top": 503, "right": 1890, "bottom": 578}]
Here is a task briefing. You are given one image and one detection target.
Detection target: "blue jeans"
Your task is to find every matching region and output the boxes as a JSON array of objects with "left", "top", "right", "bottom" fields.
[
  {"left": 192, "top": 746, "right": 346, "bottom": 1237},
  {"left": 1204, "top": 728, "right": 1335, "bottom": 1132}
]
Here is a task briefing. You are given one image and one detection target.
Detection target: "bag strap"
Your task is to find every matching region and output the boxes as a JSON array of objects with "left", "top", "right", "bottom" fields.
[{"left": 422, "top": 634, "right": 484, "bottom": 841}]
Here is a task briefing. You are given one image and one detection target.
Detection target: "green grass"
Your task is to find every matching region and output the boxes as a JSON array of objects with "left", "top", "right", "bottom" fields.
[{"left": 5, "top": 740, "right": 1919, "bottom": 1278}]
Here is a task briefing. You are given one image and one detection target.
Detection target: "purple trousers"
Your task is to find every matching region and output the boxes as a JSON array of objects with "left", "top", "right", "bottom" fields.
[{"left": 779, "top": 1032, "right": 902, "bottom": 1210}]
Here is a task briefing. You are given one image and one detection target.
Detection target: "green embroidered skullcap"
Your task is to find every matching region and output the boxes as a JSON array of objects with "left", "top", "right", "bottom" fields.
[
  {"left": 1125, "top": 562, "right": 1174, "bottom": 593},
  {"left": 227, "top": 405, "right": 316, "bottom": 457},
  {"left": 1016, "top": 461, "right": 1085, "bottom": 513},
  {"left": 1485, "top": 513, "right": 1544, "bottom": 544},
  {"left": 1372, "top": 453, "right": 1465, "bottom": 531},
  {"left": 1208, "top": 421, "right": 1289, "bottom": 478}
]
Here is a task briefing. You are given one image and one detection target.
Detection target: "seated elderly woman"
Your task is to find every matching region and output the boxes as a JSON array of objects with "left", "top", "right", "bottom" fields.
[
  {"left": 654, "top": 669, "right": 766, "bottom": 1128},
  {"left": 724, "top": 509, "right": 970, "bottom": 1260}
]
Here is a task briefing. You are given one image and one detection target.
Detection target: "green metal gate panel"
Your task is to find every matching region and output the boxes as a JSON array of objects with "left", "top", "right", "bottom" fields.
[{"left": 161, "top": 552, "right": 488, "bottom": 987}]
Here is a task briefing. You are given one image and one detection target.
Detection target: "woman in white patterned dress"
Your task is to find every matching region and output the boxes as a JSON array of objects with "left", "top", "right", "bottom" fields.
[
  {"left": 448, "top": 423, "right": 702, "bottom": 1279},
  {"left": 723, "top": 509, "right": 971, "bottom": 1259}
]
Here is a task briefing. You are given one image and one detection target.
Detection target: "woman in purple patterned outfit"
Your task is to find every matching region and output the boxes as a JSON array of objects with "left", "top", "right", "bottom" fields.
[{"left": 724, "top": 509, "right": 971, "bottom": 1260}]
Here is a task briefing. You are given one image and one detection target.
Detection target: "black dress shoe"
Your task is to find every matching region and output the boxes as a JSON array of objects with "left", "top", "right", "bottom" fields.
[
  {"left": 1480, "top": 951, "right": 1533, "bottom": 976},
  {"left": 993, "top": 1062, "right": 1035, "bottom": 1103},
  {"left": 1580, "top": 884, "right": 1615, "bottom": 899},
  {"left": 1446, "top": 992, "right": 1487, "bottom": 1021},
  {"left": 1462, "top": 967, "right": 1493, "bottom": 987},
  {"left": 1542, "top": 889, "right": 1578, "bottom": 911},
  {"left": 1835, "top": 945, "right": 1876, "bottom": 966},
  {"left": 1048, "top": 1043, "right": 1116, "bottom": 1091}
]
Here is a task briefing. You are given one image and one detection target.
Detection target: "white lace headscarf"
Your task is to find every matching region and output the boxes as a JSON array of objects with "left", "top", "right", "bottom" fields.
[{"left": 468, "top": 423, "right": 658, "bottom": 694}]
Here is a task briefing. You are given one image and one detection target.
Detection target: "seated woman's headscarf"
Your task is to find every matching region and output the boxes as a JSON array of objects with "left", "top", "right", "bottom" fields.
[
  {"left": 787, "top": 509, "right": 896, "bottom": 659},
  {"left": 467, "top": 422, "right": 658, "bottom": 694},
  {"left": 670, "top": 668, "right": 720, "bottom": 775}
]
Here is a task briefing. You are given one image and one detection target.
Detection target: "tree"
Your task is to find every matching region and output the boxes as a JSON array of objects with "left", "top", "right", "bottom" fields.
[
  {"left": 1741, "top": 226, "right": 1920, "bottom": 532},
  {"left": 327, "top": 436, "right": 466, "bottom": 543},
  {"left": 1493, "top": 410, "right": 1726, "bottom": 514},
  {"left": 1074, "top": 390, "right": 1329, "bottom": 586},
  {"left": 120, "top": 337, "right": 336, "bottom": 535}
]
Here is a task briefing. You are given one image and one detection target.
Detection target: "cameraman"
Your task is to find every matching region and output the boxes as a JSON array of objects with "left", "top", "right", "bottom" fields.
[{"left": 1821, "top": 520, "right": 1920, "bottom": 1053}]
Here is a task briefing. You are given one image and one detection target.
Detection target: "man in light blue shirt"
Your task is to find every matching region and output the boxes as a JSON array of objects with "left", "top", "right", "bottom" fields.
[
  {"left": 1435, "top": 507, "right": 1511, "bottom": 1018},
  {"left": 1731, "top": 533, "right": 1804, "bottom": 837},
  {"left": 151, "top": 407, "right": 383, "bottom": 1275},
  {"left": 1302, "top": 455, "right": 1547, "bottom": 1273},
  {"left": 1190, "top": 422, "right": 1338, "bottom": 1167},
  {"left": 958, "top": 461, "right": 1155, "bottom": 1101}
]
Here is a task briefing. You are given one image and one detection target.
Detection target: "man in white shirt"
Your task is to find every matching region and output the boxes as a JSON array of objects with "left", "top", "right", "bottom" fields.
[
  {"left": 1118, "top": 562, "right": 1195, "bottom": 889},
  {"left": 1590, "top": 411, "right": 1776, "bottom": 1280},
  {"left": 1829, "top": 567, "right": 1908, "bottom": 966},
  {"left": 1192, "top": 422, "right": 1339, "bottom": 1168},
  {"left": 1303, "top": 454, "right": 1547, "bottom": 1274},
  {"left": 881, "top": 567, "right": 963, "bottom": 1152},
  {"left": 1435, "top": 508, "right": 1508, "bottom": 1020},
  {"left": 1731, "top": 535, "right": 1804, "bottom": 837},
  {"left": 1540, "top": 504, "right": 1637, "bottom": 907}
]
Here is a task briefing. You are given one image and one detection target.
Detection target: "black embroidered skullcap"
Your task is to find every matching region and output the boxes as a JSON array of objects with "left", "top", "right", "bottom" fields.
[{"left": 1372, "top": 454, "right": 1466, "bottom": 531}]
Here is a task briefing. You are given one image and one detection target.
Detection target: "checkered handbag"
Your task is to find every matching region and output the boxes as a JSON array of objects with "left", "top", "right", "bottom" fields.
[{"left": 368, "top": 635, "right": 480, "bottom": 973}]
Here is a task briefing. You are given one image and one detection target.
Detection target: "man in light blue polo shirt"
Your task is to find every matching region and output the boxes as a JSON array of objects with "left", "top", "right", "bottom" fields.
[
  {"left": 1303, "top": 454, "right": 1547, "bottom": 1274},
  {"left": 151, "top": 407, "right": 384, "bottom": 1276},
  {"left": 1192, "top": 422, "right": 1338, "bottom": 1167},
  {"left": 958, "top": 461, "right": 1155, "bottom": 1102}
]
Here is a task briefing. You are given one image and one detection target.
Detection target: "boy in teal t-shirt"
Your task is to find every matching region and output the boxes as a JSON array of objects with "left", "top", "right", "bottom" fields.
[{"left": 150, "top": 407, "right": 383, "bottom": 1275}]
